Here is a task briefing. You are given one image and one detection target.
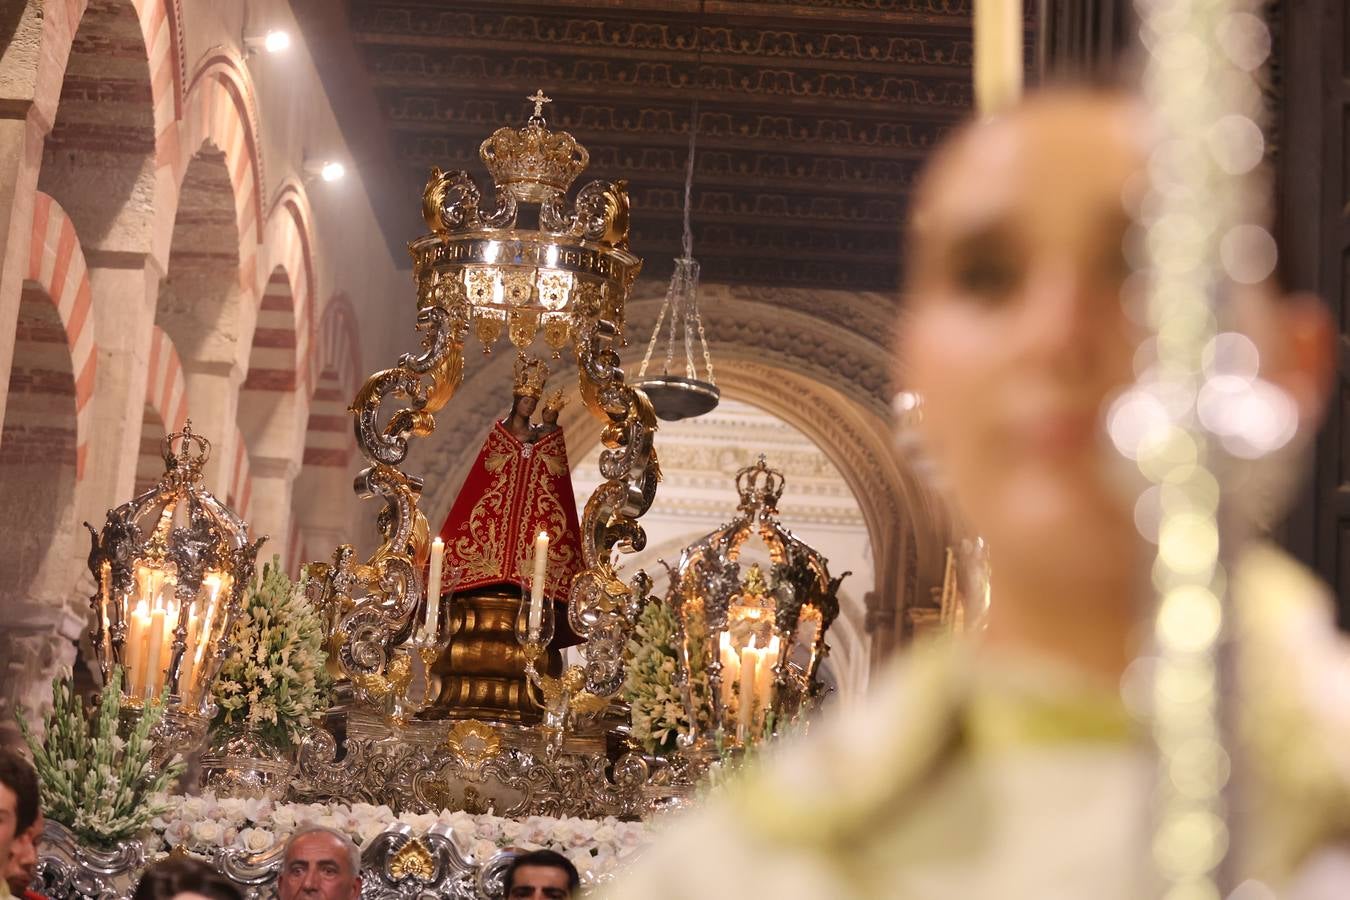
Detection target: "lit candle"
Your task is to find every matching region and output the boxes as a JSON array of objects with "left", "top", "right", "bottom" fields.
[
  {"left": 194, "top": 573, "right": 224, "bottom": 678},
  {"left": 126, "top": 598, "right": 151, "bottom": 697},
  {"left": 737, "top": 638, "right": 758, "bottom": 742},
  {"left": 180, "top": 608, "right": 199, "bottom": 703},
  {"left": 425, "top": 537, "right": 445, "bottom": 638},
  {"left": 528, "top": 531, "right": 548, "bottom": 639},
  {"left": 755, "top": 636, "right": 780, "bottom": 729},
  {"left": 144, "top": 599, "right": 167, "bottom": 700},
  {"left": 718, "top": 632, "right": 739, "bottom": 712}
]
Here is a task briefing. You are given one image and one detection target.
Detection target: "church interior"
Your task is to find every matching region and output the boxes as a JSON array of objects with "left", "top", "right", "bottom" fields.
[{"left": 0, "top": 0, "right": 1347, "bottom": 897}]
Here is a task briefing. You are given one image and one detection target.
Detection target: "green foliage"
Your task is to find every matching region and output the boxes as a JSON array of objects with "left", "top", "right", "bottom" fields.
[
  {"left": 17, "top": 667, "right": 184, "bottom": 849},
  {"left": 212, "top": 557, "right": 330, "bottom": 750},
  {"left": 622, "top": 598, "right": 692, "bottom": 756}
]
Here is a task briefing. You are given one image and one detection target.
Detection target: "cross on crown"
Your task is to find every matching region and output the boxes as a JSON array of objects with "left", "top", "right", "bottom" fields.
[{"left": 527, "top": 89, "right": 552, "bottom": 121}]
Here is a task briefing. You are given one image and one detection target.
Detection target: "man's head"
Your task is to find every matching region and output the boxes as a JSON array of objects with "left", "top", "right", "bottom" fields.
[
  {"left": 5, "top": 808, "right": 42, "bottom": 896},
  {"left": 276, "top": 827, "right": 361, "bottom": 900},
  {"left": 897, "top": 88, "right": 1333, "bottom": 602},
  {"left": 0, "top": 748, "right": 39, "bottom": 894},
  {"left": 503, "top": 849, "right": 579, "bottom": 899},
  {"left": 131, "top": 856, "right": 241, "bottom": 900}
]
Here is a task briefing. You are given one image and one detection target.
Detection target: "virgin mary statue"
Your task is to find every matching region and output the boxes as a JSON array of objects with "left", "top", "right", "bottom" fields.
[{"left": 427, "top": 355, "right": 584, "bottom": 720}]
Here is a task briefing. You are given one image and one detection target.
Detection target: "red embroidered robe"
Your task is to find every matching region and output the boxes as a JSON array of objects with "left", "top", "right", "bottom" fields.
[{"left": 437, "top": 420, "right": 584, "bottom": 646}]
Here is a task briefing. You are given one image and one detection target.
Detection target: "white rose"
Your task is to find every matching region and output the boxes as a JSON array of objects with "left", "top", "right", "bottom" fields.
[
  {"left": 549, "top": 821, "right": 576, "bottom": 849},
  {"left": 179, "top": 796, "right": 207, "bottom": 820},
  {"left": 357, "top": 819, "right": 387, "bottom": 845},
  {"left": 472, "top": 815, "right": 502, "bottom": 842},
  {"left": 271, "top": 806, "right": 298, "bottom": 831},
  {"left": 190, "top": 819, "right": 223, "bottom": 846},
  {"left": 398, "top": 812, "right": 437, "bottom": 833},
  {"left": 565, "top": 818, "right": 597, "bottom": 848},
  {"left": 239, "top": 827, "right": 276, "bottom": 853},
  {"left": 590, "top": 823, "right": 616, "bottom": 847},
  {"left": 163, "top": 821, "right": 192, "bottom": 847},
  {"left": 241, "top": 797, "right": 270, "bottom": 822},
  {"left": 471, "top": 838, "right": 500, "bottom": 862},
  {"left": 217, "top": 798, "right": 247, "bottom": 823},
  {"left": 520, "top": 817, "right": 552, "bottom": 845},
  {"left": 615, "top": 822, "right": 647, "bottom": 852}
]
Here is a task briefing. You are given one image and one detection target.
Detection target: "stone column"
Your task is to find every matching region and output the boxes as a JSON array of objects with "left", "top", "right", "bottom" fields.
[{"left": 76, "top": 255, "right": 159, "bottom": 520}]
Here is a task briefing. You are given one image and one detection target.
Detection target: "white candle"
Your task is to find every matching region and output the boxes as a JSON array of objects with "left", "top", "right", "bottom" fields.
[
  {"left": 126, "top": 598, "right": 150, "bottom": 697},
  {"left": 144, "top": 601, "right": 167, "bottom": 700},
  {"left": 194, "top": 574, "right": 224, "bottom": 676},
  {"left": 737, "top": 638, "right": 758, "bottom": 742},
  {"left": 425, "top": 538, "right": 444, "bottom": 638},
  {"left": 755, "top": 636, "right": 780, "bottom": 729},
  {"left": 528, "top": 531, "right": 548, "bottom": 639},
  {"left": 180, "top": 609, "right": 198, "bottom": 703},
  {"left": 718, "top": 632, "right": 739, "bottom": 712}
]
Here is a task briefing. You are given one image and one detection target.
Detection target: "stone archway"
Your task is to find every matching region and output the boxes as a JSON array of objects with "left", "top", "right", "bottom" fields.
[
  {"left": 292, "top": 295, "right": 365, "bottom": 572},
  {"left": 237, "top": 266, "right": 300, "bottom": 561},
  {"left": 153, "top": 142, "right": 248, "bottom": 491},
  {"left": 0, "top": 282, "right": 85, "bottom": 744},
  {"left": 32, "top": 0, "right": 163, "bottom": 524}
]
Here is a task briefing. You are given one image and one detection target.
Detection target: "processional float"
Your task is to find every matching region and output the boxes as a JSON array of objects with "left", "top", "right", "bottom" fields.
[{"left": 288, "top": 91, "right": 670, "bottom": 817}]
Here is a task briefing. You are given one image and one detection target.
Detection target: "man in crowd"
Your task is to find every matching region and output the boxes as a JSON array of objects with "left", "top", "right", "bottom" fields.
[
  {"left": 504, "top": 849, "right": 578, "bottom": 899},
  {"left": 276, "top": 826, "right": 361, "bottom": 900},
  {"left": 0, "top": 749, "right": 40, "bottom": 900}
]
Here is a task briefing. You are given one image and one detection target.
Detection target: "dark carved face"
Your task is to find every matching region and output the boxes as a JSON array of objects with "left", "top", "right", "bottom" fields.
[{"left": 514, "top": 394, "right": 539, "bottom": 417}]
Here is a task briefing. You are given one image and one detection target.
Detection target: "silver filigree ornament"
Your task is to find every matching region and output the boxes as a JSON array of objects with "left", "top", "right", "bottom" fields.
[
  {"left": 667, "top": 457, "right": 848, "bottom": 754},
  {"left": 83, "top": 422, "right": 265, "bottom": 765}
]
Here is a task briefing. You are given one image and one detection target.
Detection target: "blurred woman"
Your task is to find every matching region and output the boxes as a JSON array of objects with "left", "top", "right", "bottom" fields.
[{"left": 601, "top": 89, "right": 1347, "bottom": 899}]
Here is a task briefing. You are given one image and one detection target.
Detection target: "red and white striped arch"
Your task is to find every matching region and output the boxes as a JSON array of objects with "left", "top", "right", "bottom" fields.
[
  {"left": 225, "top": 423, "right": 254, "bottom": 528},
  {"left": 26, "top": 192, "right": 96, "bottom": 480},
  {"left": 302, "top": 294, "right": 362, "bottom": 470},
  {"left": 143, "top": 325, "right": 189, "bottom": 435},
  {"left": 30, "top": 0, "right": 180, "bottom": 141},
  {"left": 254, "top": 183, "right": 318, "bottom": 399},
  {"left": 167, "top": 54, "right": 264, "bottom": 291}
]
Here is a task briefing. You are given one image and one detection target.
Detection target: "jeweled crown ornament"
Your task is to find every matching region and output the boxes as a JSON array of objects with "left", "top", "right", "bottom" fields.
[
  {"left": 415, "top": 91, "right": 640, "bottom": 358},
  {"left": 480, "top": 90, "right": 590, "bottom": 203}
]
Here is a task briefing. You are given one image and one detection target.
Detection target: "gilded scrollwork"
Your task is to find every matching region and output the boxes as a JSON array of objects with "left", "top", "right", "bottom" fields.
[{"left": 309, "top": 95, "right": 655, "bottom": 731}]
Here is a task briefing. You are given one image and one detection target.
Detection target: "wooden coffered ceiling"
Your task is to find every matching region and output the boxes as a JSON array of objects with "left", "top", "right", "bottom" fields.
[{"left": 303, "top": 1, "right": 1001, "bottom": 291}]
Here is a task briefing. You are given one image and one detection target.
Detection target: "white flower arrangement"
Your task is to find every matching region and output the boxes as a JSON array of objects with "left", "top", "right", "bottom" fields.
[
  {"left": 18, "top": 668, "right": 184, "bottom": 849},
  {"left": 146, "top": 793, "right": 652, "bottom": 885},
  {"left": 211, "top": 558, "right": 330, "bottom": 750},
  {"left": 622, "top": 598, "right": 692, "bottom": 755}
]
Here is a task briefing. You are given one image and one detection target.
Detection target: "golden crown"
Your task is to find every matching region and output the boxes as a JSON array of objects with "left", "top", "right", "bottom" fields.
[
  {"left": 543, "top": 387, "right": 568, "bottom": 413},
  {"left": 480, "top": 91, "right": 590, "bottom": 203},
  {"left": 514, "top": 355, "right": 549, "bottom": 399}
]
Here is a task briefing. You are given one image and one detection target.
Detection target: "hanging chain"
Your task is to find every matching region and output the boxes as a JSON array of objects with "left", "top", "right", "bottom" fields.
[
  {"left": 638, "top": 1, "right": 715, "bottom": 386},
  {"left": 637, "top": 291, "right": 672, "bottom": 378},
  {"left": 694, "top": 293, "right": 715, "bottom": 385}
]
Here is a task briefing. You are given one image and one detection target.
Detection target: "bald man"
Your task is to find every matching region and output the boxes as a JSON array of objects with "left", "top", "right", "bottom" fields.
[{"left": 599, "top": 89, "right": 1348, "bottom": 899}]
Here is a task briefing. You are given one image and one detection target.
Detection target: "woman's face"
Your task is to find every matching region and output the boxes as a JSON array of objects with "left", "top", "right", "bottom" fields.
[{"left": 900, "top": 96, "right": 1147, "bottom": 579}]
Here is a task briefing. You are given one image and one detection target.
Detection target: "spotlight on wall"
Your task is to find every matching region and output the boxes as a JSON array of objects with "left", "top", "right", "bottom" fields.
[
  {"left": 303, "top": 159, "right": 347, "bottom": 184},
  {"left": 244, "top": 29, "right": 291, "bottom": 55}
]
